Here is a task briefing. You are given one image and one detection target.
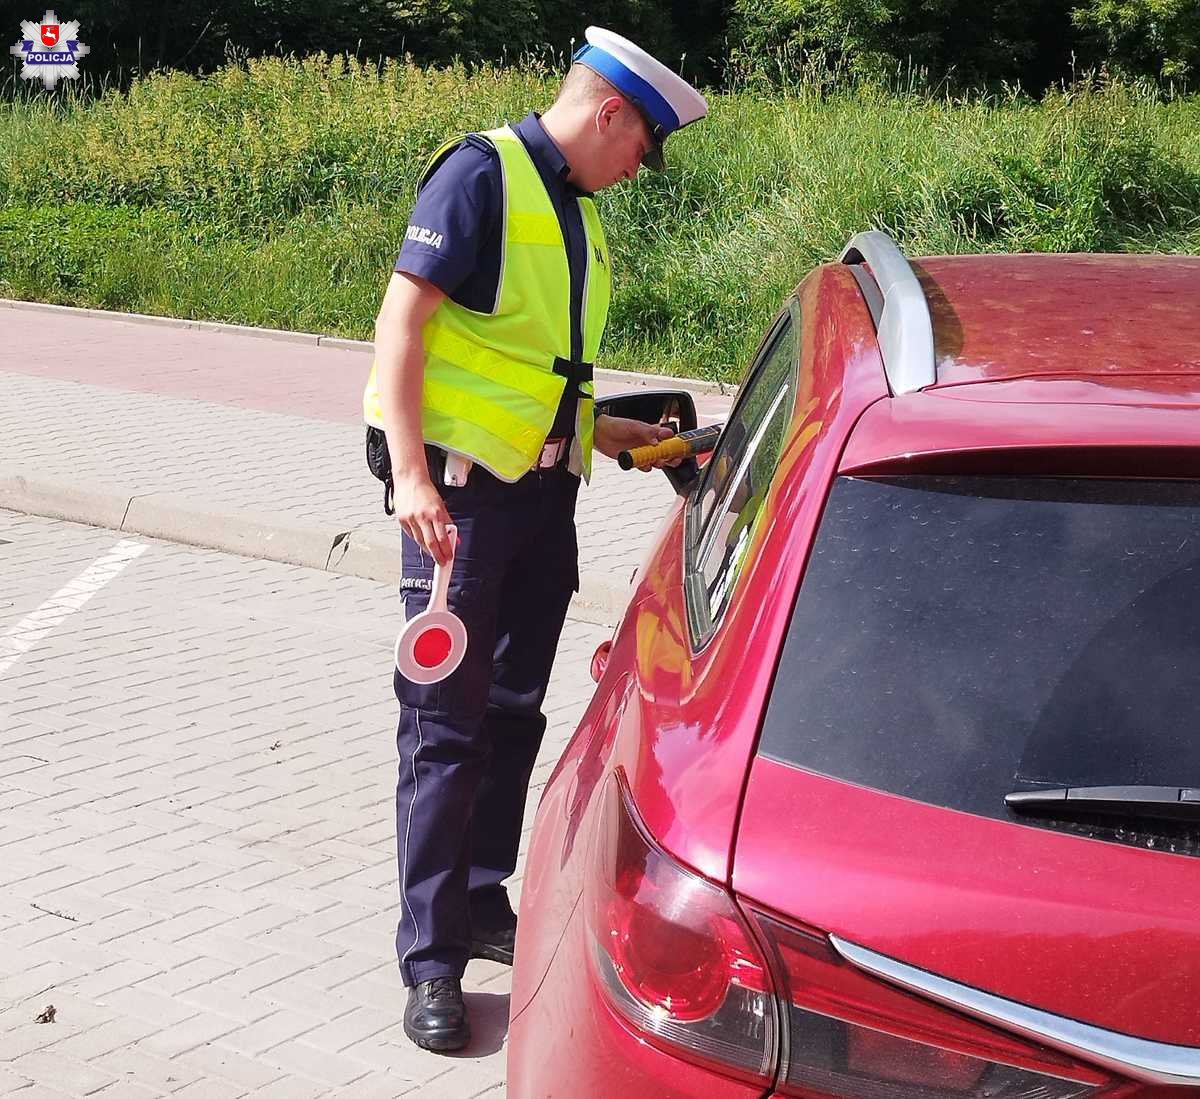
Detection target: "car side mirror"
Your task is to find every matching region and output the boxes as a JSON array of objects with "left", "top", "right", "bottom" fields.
[{"left": 594, "top": 389, "right": 701, "bottom": 495}]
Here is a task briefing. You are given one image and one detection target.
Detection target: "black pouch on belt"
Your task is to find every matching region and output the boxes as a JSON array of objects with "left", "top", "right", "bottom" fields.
[{"left": 365, "top": 426, "right": 394, "bottom": 516}]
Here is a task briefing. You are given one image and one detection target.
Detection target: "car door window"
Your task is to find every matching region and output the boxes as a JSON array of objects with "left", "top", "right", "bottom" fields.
[
  {"left": 688, "top": 306, "right": 799, "bottom": 640},
  {"left": 695, "top": 313, "right": 796, "bottom": 540},
  {"left": 757, "top": 475, "right": 1200, "bottom": 857}
]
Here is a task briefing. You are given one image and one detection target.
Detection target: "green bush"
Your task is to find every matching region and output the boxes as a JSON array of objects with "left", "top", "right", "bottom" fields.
[{"left": 1, "top": 56, "right": 556, "bottom": 229}]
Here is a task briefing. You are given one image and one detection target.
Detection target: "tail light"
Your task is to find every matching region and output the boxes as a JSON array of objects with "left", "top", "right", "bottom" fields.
[
  {"left": 587, "top": 774, "right": 1118, "bottom": 1096},
  {"left": 585, "top": 773, "right": 777, "bottom": 1083},
  {"left": 753, "top": 912, "right": 1111, "bottom": 1098}
]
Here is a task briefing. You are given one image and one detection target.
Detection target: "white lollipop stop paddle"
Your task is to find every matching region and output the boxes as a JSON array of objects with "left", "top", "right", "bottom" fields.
[{"left": 395, "top": 524, "right": 469, "bottom": 684}]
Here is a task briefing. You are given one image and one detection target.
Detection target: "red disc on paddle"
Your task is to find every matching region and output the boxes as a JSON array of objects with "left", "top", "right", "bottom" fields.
[
  {"left": 413, "top": 626, "right": 453, "bottom": 668},
  {"left": 395, "top": 523, "right": 469, "bottom": 685}
]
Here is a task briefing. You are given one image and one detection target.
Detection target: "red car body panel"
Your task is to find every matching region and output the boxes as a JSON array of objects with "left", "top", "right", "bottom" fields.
[
  {"left": 734, "top": 756, "right": 1200, "bottom": 1048},
  {"left": 509, "top": 252, "right": 1200, "bottom": 1097},
  {"left": 510, "top": 898, "right": 764, "bottom": 1099},
  {"left": 840, "top": 383, "right": 1200, "bottom": 474},
  {"left": 913, "top": 254, "right": 1200, "bottom": 385},
  {"left": 509, "top": 657, "right": 637, "bottom": 1020}
]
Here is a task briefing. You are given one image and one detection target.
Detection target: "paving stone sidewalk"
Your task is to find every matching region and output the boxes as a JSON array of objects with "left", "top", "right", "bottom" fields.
[
  {"left": 0, "top": 301, "right": 734, "bottom": 1096},
  {"left": 0, "top": 302, "right": 734, "bottom": 625},
  {"left": 0, "top": 511, "right": 611, "bottom": 1096}
]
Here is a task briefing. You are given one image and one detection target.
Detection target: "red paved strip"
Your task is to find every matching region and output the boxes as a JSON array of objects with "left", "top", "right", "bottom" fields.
[
  {"left": 2, "top": 310, "right": 368, "bottom": 424},
  {"left": 1, "top": 307, "right": 732, "bottom": 425}
]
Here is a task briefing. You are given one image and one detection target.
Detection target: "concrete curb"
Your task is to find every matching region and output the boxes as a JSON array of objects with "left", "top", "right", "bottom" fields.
[
  {"left": 0, "top": 298, "right": 736, "bottom": 399},
  {"left": 0, "top": 472, "right": 628, "bottom": 627}
]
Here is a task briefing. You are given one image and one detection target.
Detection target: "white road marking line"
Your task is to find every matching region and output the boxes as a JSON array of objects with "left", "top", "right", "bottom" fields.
[{"left": 0, "top": 539, "right": 147, "bottom": 676}]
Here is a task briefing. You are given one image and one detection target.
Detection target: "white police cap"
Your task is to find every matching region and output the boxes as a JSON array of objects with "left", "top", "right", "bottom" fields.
[{"left": 572, "top": 26, "right": 708, "bottom": 170}]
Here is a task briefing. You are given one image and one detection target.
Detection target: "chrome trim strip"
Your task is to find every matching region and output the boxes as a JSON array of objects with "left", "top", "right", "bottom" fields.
[
  {"left": 694, "top": 380, "right": 791, "bottom": 571},
  {"left": 840, "top": 230, "right": 935, "bottom": 395},
  {"left": 830, "top": 934, "right": 1200, "bottom": 1087}
]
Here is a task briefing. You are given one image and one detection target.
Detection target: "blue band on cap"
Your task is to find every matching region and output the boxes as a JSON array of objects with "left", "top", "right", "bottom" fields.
[{"left": 572, "top": 44, "right": 680, "bottom": 138}]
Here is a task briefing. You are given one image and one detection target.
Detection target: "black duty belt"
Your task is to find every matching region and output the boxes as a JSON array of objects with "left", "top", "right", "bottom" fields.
[{"left": 553, "top": 357, "right": 594, "bottom": 400}]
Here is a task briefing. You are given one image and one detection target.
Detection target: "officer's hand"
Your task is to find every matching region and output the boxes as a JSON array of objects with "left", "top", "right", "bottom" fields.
[
  {"left": 393, "top": 473, "right": 454, "bottom": 565},
  {"left": 594, "top": 414, "right": 684, "bottom": 471}
]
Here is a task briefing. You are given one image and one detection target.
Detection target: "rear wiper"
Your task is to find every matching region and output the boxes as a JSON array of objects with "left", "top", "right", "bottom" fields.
[{"left": 1005, "top": 785, "right": 1200, "bottom": 824}]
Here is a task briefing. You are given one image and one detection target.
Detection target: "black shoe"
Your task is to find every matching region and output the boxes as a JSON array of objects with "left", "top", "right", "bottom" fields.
[
  {"left": 404, "top": 977, "right": 470, "bottom": 1052},
  {"left": 470, "top": 918, "right": 517, "bottom": 966}
]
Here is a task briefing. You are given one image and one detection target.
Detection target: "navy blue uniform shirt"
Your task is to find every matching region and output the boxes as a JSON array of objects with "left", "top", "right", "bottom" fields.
[{"left": 396, "top": 112, "right": 593, "bottom": 442}]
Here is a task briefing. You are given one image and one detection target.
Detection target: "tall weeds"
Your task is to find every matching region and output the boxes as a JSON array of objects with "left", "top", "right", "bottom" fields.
[{"left": 2, "top": 55, "right": 1198, "bottom": 380}]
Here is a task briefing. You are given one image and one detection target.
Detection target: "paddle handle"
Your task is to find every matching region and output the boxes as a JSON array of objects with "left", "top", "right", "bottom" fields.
[{"left": 429, "top": 524, "right": 457, "bottom": 612}]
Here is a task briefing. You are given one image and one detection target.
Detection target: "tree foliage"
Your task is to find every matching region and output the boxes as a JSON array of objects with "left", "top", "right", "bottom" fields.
[
  {"left": 0, "top": 0, "right": 710, "bottom": 86},
  {"left": 1072, "top": 0, "right": 1200, "bottom": 80},
  {"left": 0, "top": 0, "right": 1193, "bottom": 92},
  {"left": 2, "top": 0, "right": 413, "bottom": 78},
  {"left": 728, "top": 0, "right": 1076, "bottom": 90}
]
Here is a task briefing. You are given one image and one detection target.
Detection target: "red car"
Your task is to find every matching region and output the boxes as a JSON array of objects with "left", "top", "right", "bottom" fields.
[{"left": 507, "top": 232, "right": 1200, "bottom": 1098}]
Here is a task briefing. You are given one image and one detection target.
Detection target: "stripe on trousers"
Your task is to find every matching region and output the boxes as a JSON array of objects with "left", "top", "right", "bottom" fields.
[{"left": 400, "top": 706, "right": 425, "bottom": 971}]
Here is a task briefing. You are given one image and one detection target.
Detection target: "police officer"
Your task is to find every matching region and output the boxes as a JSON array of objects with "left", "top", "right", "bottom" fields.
[{"left": 363, "top": 26, "right": 708, "bottom": 1052}]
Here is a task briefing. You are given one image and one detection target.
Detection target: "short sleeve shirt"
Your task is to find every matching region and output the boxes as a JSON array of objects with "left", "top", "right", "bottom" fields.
[{"left": 395, "top": 112, "right": 593, "bottom": 441}]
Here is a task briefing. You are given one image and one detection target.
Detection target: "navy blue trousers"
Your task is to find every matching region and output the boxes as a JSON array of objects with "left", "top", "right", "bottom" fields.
[{"left": 393, "top": 452, "right": 580, "bottom": 986}]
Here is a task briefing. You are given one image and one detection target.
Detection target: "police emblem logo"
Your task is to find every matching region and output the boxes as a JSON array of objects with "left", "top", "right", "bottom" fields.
[{"left": 10, "top": 9, "right": 90, "bottom": 89}]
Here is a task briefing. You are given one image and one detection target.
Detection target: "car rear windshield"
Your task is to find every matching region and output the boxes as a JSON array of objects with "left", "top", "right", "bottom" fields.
[{"left": 758, "top": 475, "right": 1200, "bottom": 853}]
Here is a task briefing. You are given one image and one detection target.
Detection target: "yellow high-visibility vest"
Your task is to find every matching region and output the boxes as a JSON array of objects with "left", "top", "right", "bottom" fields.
[{"left": 363, "top": 125, "right": 611, "bottom": 483}]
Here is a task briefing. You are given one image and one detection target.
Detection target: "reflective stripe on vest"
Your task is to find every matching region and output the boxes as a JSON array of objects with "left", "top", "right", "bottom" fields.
[{"left": 362, "top": 125, "right": 611, "bottom": 483}]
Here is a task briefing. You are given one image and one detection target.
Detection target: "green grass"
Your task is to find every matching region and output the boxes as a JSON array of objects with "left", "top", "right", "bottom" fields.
[{"left": 2, "top": 56, "right": 1199, "bottom": 382}]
